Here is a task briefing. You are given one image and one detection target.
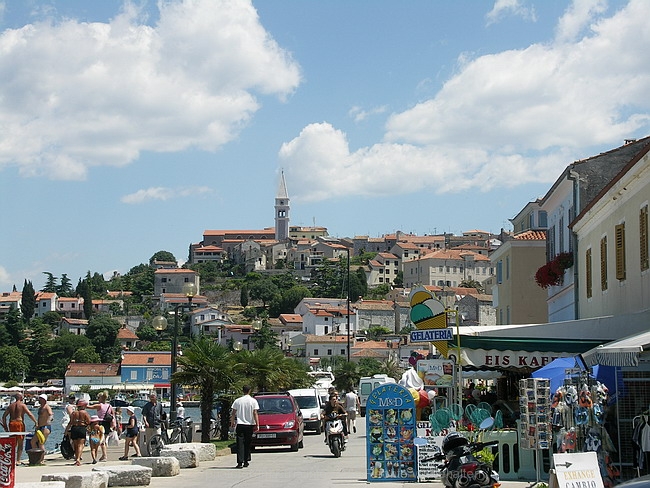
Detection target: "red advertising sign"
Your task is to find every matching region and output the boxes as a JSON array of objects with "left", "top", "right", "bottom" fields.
[{"left": 0, "top": 436, "right": 16, "bottom": 488}]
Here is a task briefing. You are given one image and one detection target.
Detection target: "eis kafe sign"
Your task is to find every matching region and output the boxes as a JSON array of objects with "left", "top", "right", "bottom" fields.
[{"left": 366, "top": 383, "right": 417, "bottom": 482}]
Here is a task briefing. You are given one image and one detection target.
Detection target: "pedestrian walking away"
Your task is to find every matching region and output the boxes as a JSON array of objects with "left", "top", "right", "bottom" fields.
[
  {"left": 230, "top": 385, "right": 259, "bottom": 469},
  {"left": 119, "top": 406, "right": 141, "bottom": 460},
  {"left": 86, "top": 391, "right": 113, "bottom": 462},
  {"left": 1, "top": 392, "right": 38, "bottom": 465},
  {"left": 344, "top": 390, "right": 361, "bottom": 434},
  {"left": 88, "top": 416, "right": 105, "bottom": 464}
]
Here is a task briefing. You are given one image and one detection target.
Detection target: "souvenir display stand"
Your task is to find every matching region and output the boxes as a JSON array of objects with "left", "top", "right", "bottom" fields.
[
  {"left": 519, "top": 378, "right": 551, "bottom": 484},
  {"left": 542, "top": 370, "right": 619, "bottom": 487}
]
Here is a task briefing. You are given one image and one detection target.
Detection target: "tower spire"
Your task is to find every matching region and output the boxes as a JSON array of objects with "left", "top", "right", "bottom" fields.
[{"left": 275, "top": 170, "right": 290, "bottom": 241}]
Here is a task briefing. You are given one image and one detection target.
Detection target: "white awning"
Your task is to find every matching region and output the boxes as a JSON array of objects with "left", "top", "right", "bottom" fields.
[
  {"left": 69, "top": 383, "right": 154, "bottom": 391},
  {"left": 582, "top": 330, "right": 650, "bottom": 367}
]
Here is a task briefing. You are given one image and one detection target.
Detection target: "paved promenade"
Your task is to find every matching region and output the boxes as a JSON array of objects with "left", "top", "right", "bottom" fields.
[{"left": 14, "top": 434, "right": 536, "bottom": 488}]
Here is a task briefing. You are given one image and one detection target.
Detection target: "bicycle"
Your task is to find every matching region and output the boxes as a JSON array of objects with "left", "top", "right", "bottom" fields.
[{"left": 147, "top": 418, "right": 191, "bottom": 456}]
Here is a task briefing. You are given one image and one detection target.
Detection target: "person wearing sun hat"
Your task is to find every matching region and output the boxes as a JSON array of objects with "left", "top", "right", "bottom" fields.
[
  {"left": 65, "top": 399, "right": 91, "bottom": 466},
  {"left": 33, "top": 393, "right": 54, "bottom": 450},
  {"left": 88, "top": 415, "right": 105, "bottom": 464},
  {"left": 119, "top": 406, "right": 141, "bottom": 460}
]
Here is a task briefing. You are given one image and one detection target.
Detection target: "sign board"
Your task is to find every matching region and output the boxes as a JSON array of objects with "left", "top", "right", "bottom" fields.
[
  {"left": 409, "top": 286, "right": 449, "bottom": 357},
  {"left": 414, "top": 421, "right": 448, "bottom": 481},
  {"left": 410, "top": 328, "right": 454, "bottom": 343},
  {"left": 366, "top": 383, "right": 417, "bottom": 482},
  {"left": 550, "top": 452, "right": 604, "bottom": 488},
  {"left": 0, "top": 435, "right": 17, "bottom": 488},
  {"left": 416, "top": 359, "right": 455, "bottom": 388}
]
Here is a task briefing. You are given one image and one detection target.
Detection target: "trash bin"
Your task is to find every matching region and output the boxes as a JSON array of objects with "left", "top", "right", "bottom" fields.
[{"left": 26, "top": 448, "right": 45, "bottom": 466}]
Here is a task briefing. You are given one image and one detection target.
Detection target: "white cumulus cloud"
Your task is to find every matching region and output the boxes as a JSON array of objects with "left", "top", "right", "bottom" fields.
[
  {"left": 486, "top": 0, "right": 537, "bottom": 26},
  {"left": 0, "top": 0, "right": 301, "bottom": 180},
  {"left": 282, "top": 0, "right": 650, "bottom": 202},
  {"left": 121, "top": 186, "right": 212, "bottom": 204}
]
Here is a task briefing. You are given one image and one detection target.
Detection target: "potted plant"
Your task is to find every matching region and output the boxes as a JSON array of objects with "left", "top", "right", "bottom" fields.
[{"left": 535, "top": 252, "right": 574, "bottom": 289}]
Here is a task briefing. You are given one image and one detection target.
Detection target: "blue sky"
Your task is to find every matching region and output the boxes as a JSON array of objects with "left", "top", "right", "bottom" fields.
[{"left": 1, "top": 0, "right": 649, "bottom": 291}]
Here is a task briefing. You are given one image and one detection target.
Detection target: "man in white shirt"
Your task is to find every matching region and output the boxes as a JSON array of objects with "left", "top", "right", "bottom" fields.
[
  {"left": 344, "top": 390, "right": 361, "bottom": 433},
  {"left": 230, "top": 386, "right": 259, "bottom": 469},
  {"left": 176, "top": 396, "right": 185, "bottom": 420}
]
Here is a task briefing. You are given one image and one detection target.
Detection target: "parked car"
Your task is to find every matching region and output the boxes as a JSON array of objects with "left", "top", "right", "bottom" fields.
[
  {"left": 252, "top": 392, "right": 304, "bottom": 451},
  {"left": 288, "top": 388, "right": 323, "bottom": 434}
]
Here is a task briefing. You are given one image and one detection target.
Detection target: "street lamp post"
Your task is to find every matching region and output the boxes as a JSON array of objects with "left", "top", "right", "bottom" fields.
[
  {"left": 346, "top": 248, "right": 351, "bottom": 362},
  {"left": 171, "top": 282, "right": 196, "bottom": 422},
  {"left": 153, "top": 282, "right": 196, "bottom": 423}
]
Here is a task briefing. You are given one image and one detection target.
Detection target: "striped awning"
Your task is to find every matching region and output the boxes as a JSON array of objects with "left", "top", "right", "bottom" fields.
[{"left": 582, "top": 330, "right": 650, "bottom": 367}]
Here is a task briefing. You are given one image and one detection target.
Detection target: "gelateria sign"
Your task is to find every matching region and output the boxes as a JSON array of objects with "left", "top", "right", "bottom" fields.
[{"left": 452, "top": 348, "right": 572, "bottom": 369}]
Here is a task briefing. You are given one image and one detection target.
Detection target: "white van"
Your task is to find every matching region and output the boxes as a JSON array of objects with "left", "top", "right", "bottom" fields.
[
  {"left": 358, "top": 374, "right": 397, "bottom": 417},
  {"left": 288, "top": 388, "right": 323, "bottom": 434}
]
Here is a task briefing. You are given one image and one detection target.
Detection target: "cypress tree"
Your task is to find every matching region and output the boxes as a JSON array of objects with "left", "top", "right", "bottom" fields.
[{"left": 20, "top": 280, "right": 36, "bottom": 323}]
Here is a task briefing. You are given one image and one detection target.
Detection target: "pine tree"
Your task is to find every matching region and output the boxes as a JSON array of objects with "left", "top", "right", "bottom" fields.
[
  {"left": 58, "top": 274, "right": 73, "bottom": 296},
  {"left": 42, "top": 272, "right": 58, "bottom": 292}
]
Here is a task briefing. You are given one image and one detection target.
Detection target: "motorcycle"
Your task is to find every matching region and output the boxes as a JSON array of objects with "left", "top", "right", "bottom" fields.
[
  {"left": 324, "top": 412, "right": 347, "bottom": 458},
  {"left": 432, "top": 432, "right": 500, "bottom": 488}
]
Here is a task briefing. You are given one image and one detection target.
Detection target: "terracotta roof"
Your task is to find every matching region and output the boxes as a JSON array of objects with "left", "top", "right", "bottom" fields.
[
  {"left": 355, "top": 300, "right": 395, "bottom": 311},
  {"left": 36, "top": 292, "right": 56, "bottom": 299},
  {"left": 377, "top": 252, "right": 398, "bottom": 259},
  {"left": 154, "top": 269, "right": 198, "bottom": 274},
  {"left": 279, "top": 314, "right": 303, "bottom": 324},
  {"left": 120, "top": 352, "right": 170, "bottom": 366},
  {"left": 514, "top": 230, "right": 547, "bottom": 240},
  {"left": 61, "top": 317, "right": 88, "bottom": 325},
  {"left": 351, "top": 349, "right": 389, "bottom": 358},
  {"left": 0, "top": 292, "right": 21, "bottom": 303},
  {"left": 420, "top": 249, "right": 490, "bottom": 261},
  {"left": 58, "top": 297, "right": 81, "bottom": 302},
  {"left": 65, "top": 363, "right": 119, "bottom": 377},
  {"left": 304, "top": 335, "right": 353, "bottom": 343},
  {"left": 107, "top": 291, "right": 132, "bottom": 298},
  {"left": 394, "top": 242, "right": 420, "bottom": 250},
  {"left": 204, "top": 229, "right": 275, "bottom": 236},
  {"left": 117, "top": 327, "right": 138, "bottom": 340},
  {"left": 353, "top": 340, "right": 389, "bottom": 349},
  {"left": 195, "top": 245, "right": 223, "bottom": 251}
]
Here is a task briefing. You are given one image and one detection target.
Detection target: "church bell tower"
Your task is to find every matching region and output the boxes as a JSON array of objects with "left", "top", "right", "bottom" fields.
[{"left": 275, "top": 171, "right": 290, "bottom": 241}]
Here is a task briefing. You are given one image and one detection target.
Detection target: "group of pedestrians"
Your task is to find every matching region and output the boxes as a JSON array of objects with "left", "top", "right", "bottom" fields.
[{"left": 62, "top": 391, "right": 120, "bottom": 465}]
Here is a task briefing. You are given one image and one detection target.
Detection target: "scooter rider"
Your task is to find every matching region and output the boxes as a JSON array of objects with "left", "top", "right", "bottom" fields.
[{"left": 321, "top": 393, "right": 348, "bottom": 443}]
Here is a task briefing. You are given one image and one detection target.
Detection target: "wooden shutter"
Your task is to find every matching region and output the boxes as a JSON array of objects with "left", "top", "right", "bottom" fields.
[
  {"left": 641, "top": 205, "right": 649, "bottom": 271},
  {"left": 600, "top": 236, "right": 608, "bottom": 291},
  {"left": 585, "top": 248, "right": 592, "bottom": 299},
  {"left": 615, "top": 223, "right": 626, "bottom": 281}
]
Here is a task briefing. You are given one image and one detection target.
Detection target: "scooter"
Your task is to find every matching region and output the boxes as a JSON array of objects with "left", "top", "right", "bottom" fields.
[
  {"left": 324, "top": 412, "right": 347, "bottom": 458},
  {"left": 433, "top": 432, "right": 500, "bottom": 488}
]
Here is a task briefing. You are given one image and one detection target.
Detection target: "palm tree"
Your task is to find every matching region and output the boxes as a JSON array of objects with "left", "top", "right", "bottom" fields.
[
  {"left": 233, "top": 347, "right": 310, "bottom": 392},
  {"left": 333, "top": 360, "right": 360, "bottom": 392},
  {"left": 173, "top": 338, "right": 237, "bottom": 442}
]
